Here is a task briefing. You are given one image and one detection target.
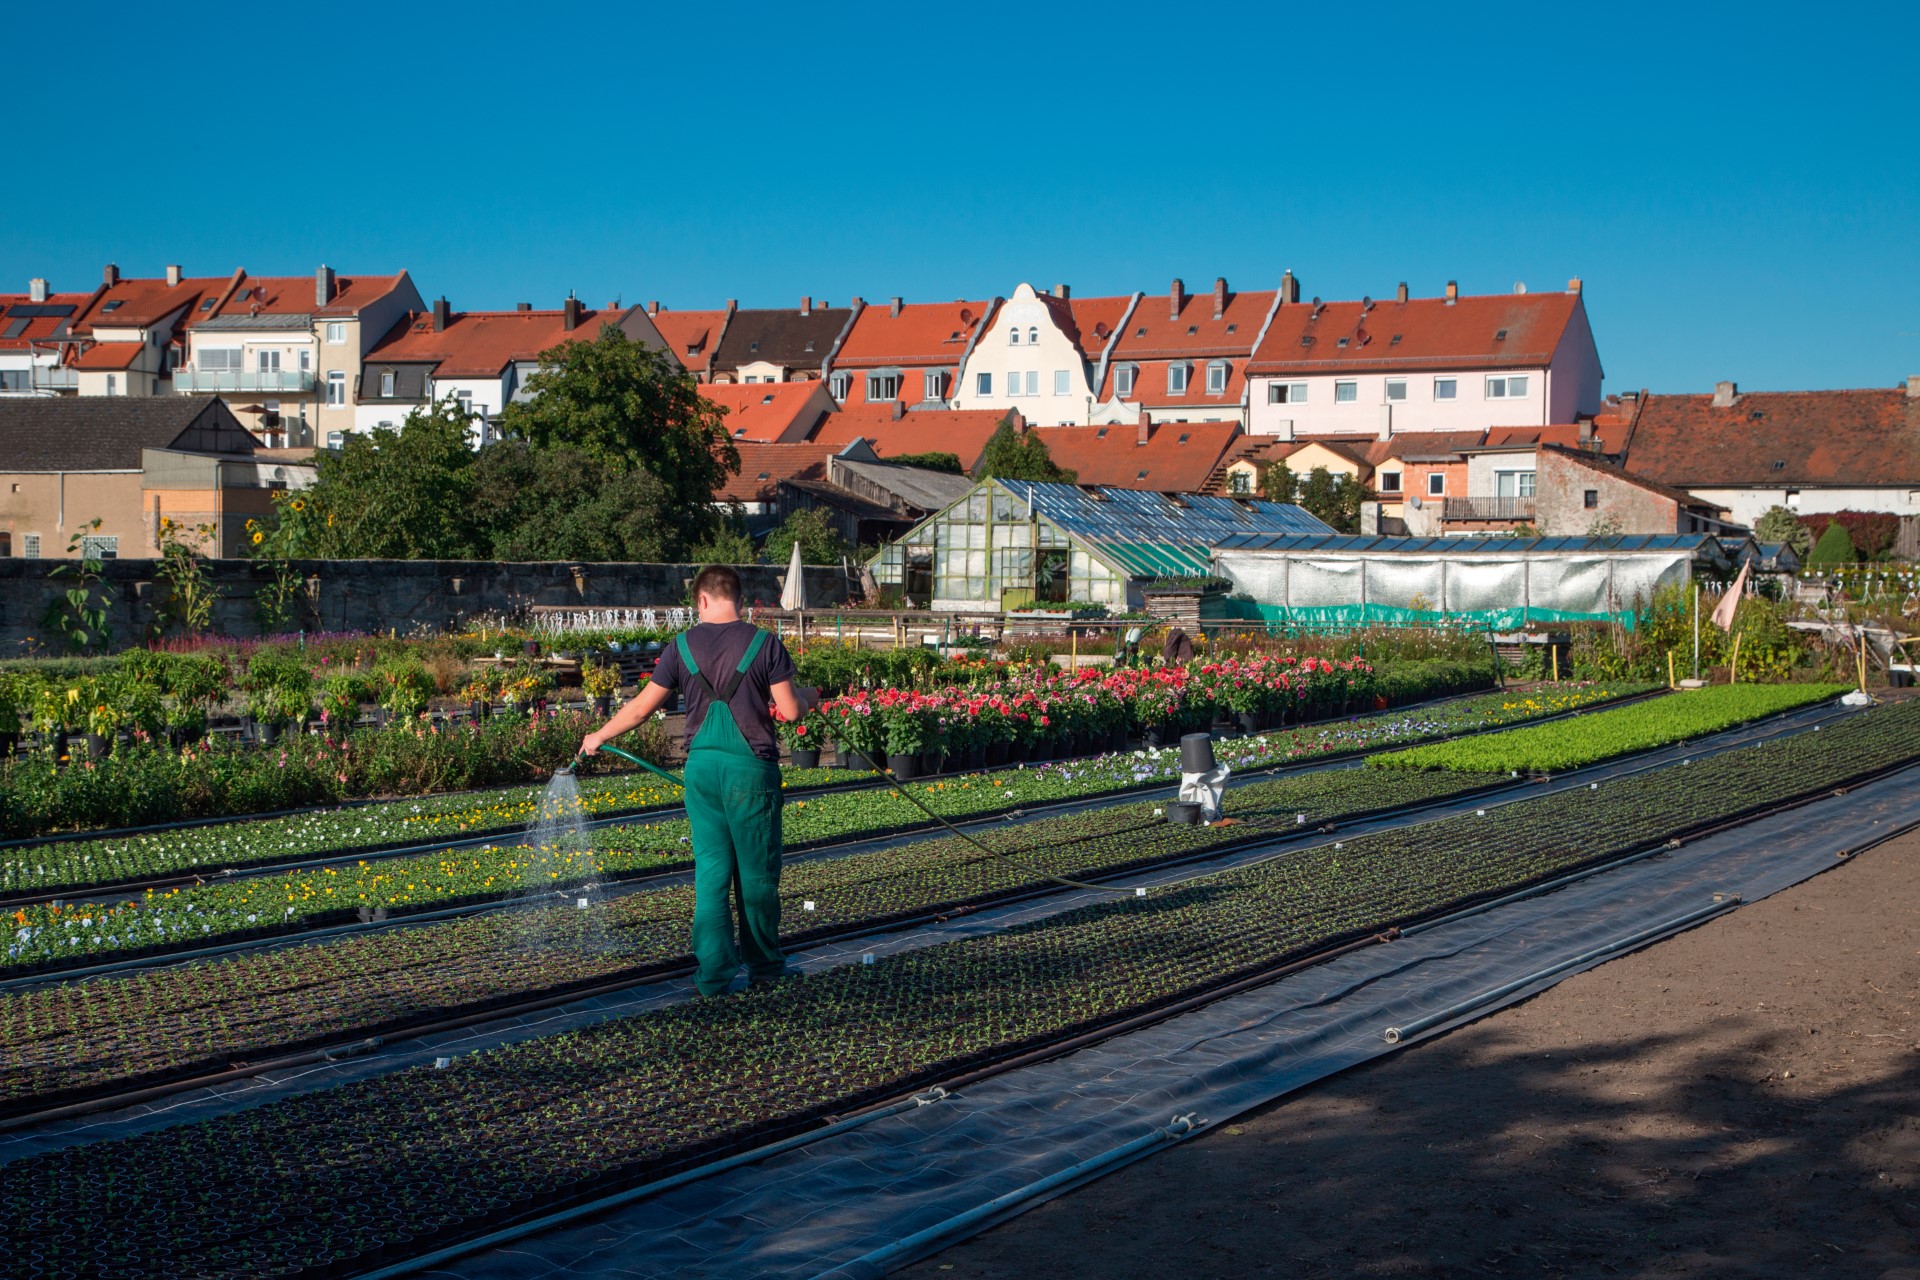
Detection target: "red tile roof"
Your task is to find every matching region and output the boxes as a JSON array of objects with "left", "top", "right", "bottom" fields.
[
  {"left": 1247, "top": 289, "right": 1583, "bottom": 375},
  {"left": 1542, "top": 444, "right": 1722, "bottom": 511},
  {"left": 647, "top": 308, "right": 730, "bottom": 375},
  {"left": 209, "top": 273, "right": 407, "bottom": 320},
  {"left": 1029, "top": 422, "right": 1241, "bottom": 492},
  {"left": 74, "top": 273, "right": 240, "bottom": 332},
  {"left": 812, "top": 407, "right": 1012, "bottom": 471},
  {"left": 69, "top": 342, "right": 146, "bottom": 371},
  {"left": 366, "top": 308, "right": 621, "bottom": 378},
  {"left": 1621, "top": 387, "right": 1920, "bottom": 489},
  {"left": 835, "top": 300, "right": 992, "bottom": 368},
  {"left": 717, "top": 441, "right": 839, "bottom": 503},
  {"left": 699, "top": 381, "right": 834, "bottom": 442},
  {"left": 0, "top": 292, "right": 96, "bottom": 350},
  {"left": 1098, "top": 284, "right": 1272, "bottom": 405},
  {"left": 1062, "top": 295, "right": 1133, "bottom": 359}
]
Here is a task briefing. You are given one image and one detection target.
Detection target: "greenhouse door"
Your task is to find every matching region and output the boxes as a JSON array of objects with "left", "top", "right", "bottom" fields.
[{"left": 904, "top": 547, "right": 934, "bottom": 608}]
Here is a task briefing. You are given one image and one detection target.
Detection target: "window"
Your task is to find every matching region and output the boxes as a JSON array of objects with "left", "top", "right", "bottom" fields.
[
  {"left": 325, "top": 322, "right": 345, "bottom": 345},
  {"left": 976, "top": 372, "right": 992, "bottom": 396},
  {"left": 1583, "top": 489, "right": 1599, "bottom": 509},
  {"left": 165, "top": 347, "right": 181, "bottom": 371},
  {"left": 1053, "top": 369, "right": 1070, "bottom": 396},
  {"left": 1427, "top": 472, "right": 1445, "bottom": 496},
  {"left": 867, "top": 373, "right": 900, "bottom": 401},
  {"left": 257, "top": 350, "right": 281, "bottom": 373},
  {"left": 829, "top": 371, "right": 850, "bottom": 399},
  {"left": 0, "top": 533, "right": 8, "bottom": 556},
  {"left": 1228, "top": 469, "right": 1252, "bottom": 496},
  {"left": 327, "top": 431, "right": 345, "bottom": 450},
  {"left": 105, "top": 375, "right": 117, "bottom": 396},
  {"left": 1028, "top": 326, "right": 1038, "bottom": 345},
  {"left": 1009, "top": 328, "right": 1021, "bottom": 346},
  {"left": 923, "top": 370, "right": 946, "bottom": 401},
  {"left": 1384, "top": 378, "right": 1407, "bottom": 402},
  {"left": 21, "top": 533, "right": 40, "bottom": 559},
  {"left": 1025, "top": 370, "right": 1039, "bottom": 396},
  {"left": 1115, "top": 364, "right": 1136, "bottom": 397},
  {"left": 1167, "top": 363, "right": 1189, "bottom": 395},
  {"left": 379, "top": 370, "right": 396, "bottom": 396},
  {"left": 1378, "top": 471, "right": 1402, "bottom": 494},
  {"left": 326, "top": 370, "right": 347, "bottom": 406},
  {"left": 0, "top": 371, "right": 26, "bottom": 392},
  {"left": 1095, "top": 427, "right": 1108, "bottom": 439},
  {"left": 299, "top": 349, "right": 311, "bottom": 373},
  {"left": 1205, "top": 360, "right": 1228, "bottom": 394},
  {"left": 201, "top": 348, "right": 244, "bottom": 372},
  {"left": 81, "top": 535, "right": 118, "bottom": 560},
  {"left": 1433, "top": 377, "right": 1457, "bottom": 401},
  {"left": 1267, "top": 381, "right": 1307, "bottom": 404},
  {"left": 1486, "top": 375, "right": 1529, "bottom": 399},
  {"left": 1334, "top": 380, "right": 1357, "bottom": 403}
]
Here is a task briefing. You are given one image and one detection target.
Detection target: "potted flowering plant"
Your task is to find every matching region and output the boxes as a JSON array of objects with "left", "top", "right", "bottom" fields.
[
  {"left": 85, "top": 688, "right": 122, "bottom": 760},
  {"left": 580, "top": 660, "right": 620, "bottom": 716},
  {"left": 318, "top": 673, "right": 369, "bottom": 734},
  {"left": 373, "top": 658, "right": 436, "bottom": 723},
  {"left": 457, "top": 669, "right": 500, "bottom": 720},
  {"left": 883, "top": 699, "right": 932, "bottom": 780},
  {"left": 776, "top": 705, "right": 826, "bottom": 769}
]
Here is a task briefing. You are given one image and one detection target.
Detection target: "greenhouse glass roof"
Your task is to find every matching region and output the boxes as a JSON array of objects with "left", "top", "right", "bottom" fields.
[{"left": 1211, "top": 533, "right": 1730, "bottom": 557}]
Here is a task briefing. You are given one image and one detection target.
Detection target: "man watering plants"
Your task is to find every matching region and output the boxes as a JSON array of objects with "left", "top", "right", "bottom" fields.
[{"left": 579, "top": 565, "right": 818, "bottom": 996}]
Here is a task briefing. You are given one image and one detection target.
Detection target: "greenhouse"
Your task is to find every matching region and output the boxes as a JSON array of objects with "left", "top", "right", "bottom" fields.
[
  {"left": 869, "top": 478, "right": 1332, "bottom": 610},
  {"left": 1211, "top": 532, "right": 1742, "bottom": 628}
]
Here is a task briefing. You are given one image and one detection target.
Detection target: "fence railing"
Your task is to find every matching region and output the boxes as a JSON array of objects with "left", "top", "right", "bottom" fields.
[
  {"left": 172, "top": 369, "right": 317, "bottom": 393},
  {"left": 1442, "top": 496, "right": 1536, "bottom": 522}
]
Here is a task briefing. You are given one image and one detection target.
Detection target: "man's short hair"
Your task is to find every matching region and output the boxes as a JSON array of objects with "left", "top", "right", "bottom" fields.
[{"left": 692, "top": 564, "right": 743, "bottom": 605}]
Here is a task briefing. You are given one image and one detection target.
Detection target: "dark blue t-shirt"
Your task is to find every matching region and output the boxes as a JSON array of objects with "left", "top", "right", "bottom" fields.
[{"left": 648, "top": 622, "right": 796, "bottom": 762}]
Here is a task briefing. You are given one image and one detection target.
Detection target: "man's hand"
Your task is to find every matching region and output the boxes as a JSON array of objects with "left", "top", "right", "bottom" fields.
[{"left": 578, "top": 734, "right": 602, "bottom": 757}]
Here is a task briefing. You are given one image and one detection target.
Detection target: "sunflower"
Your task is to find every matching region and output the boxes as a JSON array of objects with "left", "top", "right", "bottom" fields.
[{"left": 252, "top": 531, "right": 264, "bottom": 545}]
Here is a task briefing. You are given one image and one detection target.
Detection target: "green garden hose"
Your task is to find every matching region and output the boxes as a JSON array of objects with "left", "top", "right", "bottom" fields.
[{"left": 571, "top": 745, "right": 1128, "bottom": 895}]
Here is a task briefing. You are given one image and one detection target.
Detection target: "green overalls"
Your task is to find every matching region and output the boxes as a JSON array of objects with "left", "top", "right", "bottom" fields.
[{"left": 676, "top": 629, "right": 787, "bottom": 996}]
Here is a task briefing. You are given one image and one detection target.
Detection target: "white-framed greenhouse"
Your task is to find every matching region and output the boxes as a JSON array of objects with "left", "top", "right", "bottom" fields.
[{"left": 868, "top": 478, "right": 1333, "bottom": 611}]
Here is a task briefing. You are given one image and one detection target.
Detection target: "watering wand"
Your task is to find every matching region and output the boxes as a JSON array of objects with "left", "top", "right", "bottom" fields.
[{"left": 560, "top": 743, "right": 685, "bottom": 788}]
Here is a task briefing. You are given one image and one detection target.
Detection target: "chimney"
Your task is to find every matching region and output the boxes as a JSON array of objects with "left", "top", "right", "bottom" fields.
[
  {"left": 1212, "top": 277, "right": 1228, "bottom": 319},
  {"left": 515, "top": 302, "right": 531, "bottom": 312},
  {"left": 889, "top": 296, "right": 903, "bottom": 318},
  {"left": 165, "top": 265, "right": 183, "bottom": 287},
  {"left": 1395, "top": 281, "right": 1408, "bottom": 303},
  {"left": 28, "top": 278, "right": 48, "bottom": 303},
  {"left": 1567, "top": 277, "right": 1583, "bottom": 295},
  {"left": 892, "top": 400, "right": 906, "bottom": 421},
  {"left": 103, "top": 263, "right": 119, "bottom": 287},
  {"left": 1051, "top": 283, "right": 1071, "bottom": 300},
  {"left": 431, "top": 297, "right": 450, "bottom": 332},
  {"left": 1279, "top": 270, "right": 1299, "bottom": 304},
  {"left": 1906, "top": 375, "right": 1919, "bottom": 399},
  {"left": 647, "top": 300, "right": 659, "bottom": 314},
  {"left": 1712, "top": 380, "right": 1738, "bottom": 408},
  {"left": 1137, "top": 416, "right": 1151, "bottom": 446},
  {"left": 1444, "top": 280, "right": 1458, "bottom": 305},
  {"left": 800, "top": 295, "right": 812, "bottom": 316},
  {"left": 315, "top": 264, "right": 336, "bottom": 306},
  {"left": 1578, "top": 417, "right": 1595, "bottom": 447},
  {"left": 1168, "top": 278, "right": 1184, "bottom": 321},
  {"left": 725, "top": 299, "right": 737, "bottom": 314},
  {"left": 563, "top": 297, "right": 583, "bottom": 331}
]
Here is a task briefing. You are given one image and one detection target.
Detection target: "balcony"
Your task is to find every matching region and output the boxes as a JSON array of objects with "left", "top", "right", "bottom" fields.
[
  {"left": 32, "top": 366, "right": 78, "bottom": 391},
  {"left": 172, "top": 369, "right": 316, "bottom": 394},
  {"left": 1442, "top": 496, "right": 1536, "bottom": 522}
]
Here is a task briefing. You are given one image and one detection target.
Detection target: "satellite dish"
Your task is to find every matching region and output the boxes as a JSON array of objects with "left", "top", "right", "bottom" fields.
[{"left": 272, "top": 467, "right": 288, "bottom": 482}]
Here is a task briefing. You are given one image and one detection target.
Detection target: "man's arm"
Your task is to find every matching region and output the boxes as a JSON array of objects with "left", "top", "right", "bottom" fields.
[
  {"left": 769, "top": 680, "right": 819, "bottom": 724},
  {"left": 579, "top": 680, "right": 671, "bottom": 756}
]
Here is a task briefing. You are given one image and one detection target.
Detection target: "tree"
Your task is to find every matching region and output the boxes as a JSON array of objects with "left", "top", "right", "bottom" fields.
[
  {"left": 468, "top": 441, "right": 683, "bottom": 562},
  {"left": 1807, "top": 521, "right": 1857, "bottom": 567},
  {"left": 1262, "top": 463, "right": 1371, "bottom": 533},
  {"left": 686, "top": 520, "right": 758, "bottom": 566},
  {"left": 285, "top": 402, "right": 481, "bottom": 558},
  {"left": 886, "top": 451, "right": 964, "bottom": 474},
  {"left": 762, "top": 507, "right": 852, "bottom": 566},
  {"left": 974, "top": 418, "right": 1076, "bottom": 483},
  {"left": 1754, "top": 504, "right": 1814, "bottom": 557},
  {"left": 496, "top": 325, "right": 737, "bottom": 534}
]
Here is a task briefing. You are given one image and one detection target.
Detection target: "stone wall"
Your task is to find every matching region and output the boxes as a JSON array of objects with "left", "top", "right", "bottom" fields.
[{"left": 0, "top": 559, "right": 853, "bottom": 649}]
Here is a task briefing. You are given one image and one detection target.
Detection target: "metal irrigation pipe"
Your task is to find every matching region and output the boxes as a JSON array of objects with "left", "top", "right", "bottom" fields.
[{"left": 1383, "top": 895, "right": 1741, "bottom": 1045}]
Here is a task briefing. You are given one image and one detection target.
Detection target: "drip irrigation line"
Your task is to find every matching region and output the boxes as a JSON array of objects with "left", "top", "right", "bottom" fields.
[{"left": 0, "top": 685, "right": 1658, "bottom": 913}]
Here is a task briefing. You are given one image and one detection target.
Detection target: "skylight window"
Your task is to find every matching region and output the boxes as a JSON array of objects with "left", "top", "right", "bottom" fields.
[
  {"left": 1389, "top": 333, "right": 1402, "bottom": 345},
  {"left": 101, "top": 300, "right": 123, "bottom": 312},
  {"left": 1494, "top": 329, "right": 1508, "bottom": 341},
  {"left": 1095, "top": 427, "right": 1108, "bottom": 439},
  {"left": 1336, "top": 337, "right": 1349, "bottom": 348},
  {"left": 748, "top": 341, "right": 759, "bottom": 352},
  {"left": 1186, "top": 326, "right": 1197, "bottom": 335},
  {"left": 1177, "top": 433, "right": 1190, "bottom": 443},
  {"left": 1770, "top": 460, "right": 1786, "bottom": 471},
  {"left": 761, "top": 394, "right": 774, "bottom": 403},
  {"left": 1225, "top": 324, "right": 1237, "bottom": 333},
  {"left": 1136, "top": 470, "right": 1148, "bottom": 480},
  {"left": 199, "top": 299, "right": 215, "bottom": 312},
  {"left": 1136, "top": 327, "right": 1147, "bottom": 337}
]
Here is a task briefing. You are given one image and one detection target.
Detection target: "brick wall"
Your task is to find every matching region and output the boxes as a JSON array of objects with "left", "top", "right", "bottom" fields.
[{"left": 1535, "top": 452, "right": 1680, "bottom": 536}]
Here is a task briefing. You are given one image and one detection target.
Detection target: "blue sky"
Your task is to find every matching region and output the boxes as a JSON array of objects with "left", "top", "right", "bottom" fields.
[{"left": 8, "top": 2, "right": 1915, "bottom": 394}]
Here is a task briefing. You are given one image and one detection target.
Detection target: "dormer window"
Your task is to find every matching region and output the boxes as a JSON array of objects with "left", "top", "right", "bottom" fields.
[
  {"left": 829, "top": 371, "right": 850, "bottom": 399},
  {"left": 379, "top": 370, "right": 395, "bottom": 397},
  {"left": 1205, "top": 360, "right": 1228, "bottom": 394},
  {"left": 1167, "top": 362, "right": 1190, "bottom": 395},
  {"left": 867, "top": 372, "right": 900, "bottom": 401},
  {"left": 1114, "top": 364, "right": 1136, "bottom": 397},
  {"left": 922, "top": 369, "right": 947, "bottom": 400}
]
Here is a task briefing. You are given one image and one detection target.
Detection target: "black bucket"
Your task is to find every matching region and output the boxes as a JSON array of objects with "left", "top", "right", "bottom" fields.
[
  {"left": 1178, "top": 733, "right": 1216, "bottom": 774},
  {"left": 1165, "top": 800, "right": 1202, "bottom": 825}
]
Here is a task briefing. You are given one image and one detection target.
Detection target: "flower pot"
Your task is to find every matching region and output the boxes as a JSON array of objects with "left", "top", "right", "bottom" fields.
[
  {"left": 591, "top": 695, "right": 612, "bottom": 716},
  {"left": 1143, "top": 726, "right": 1165, "bottom": 750},
  {"left": 886, "top": 752, "right": 918, "bottom": 781},
  {"left": 1891, "top": 665, "right": 1915, "bottom": 689},
  {"left": 919, "top": 750, "right": 942, "bottom": 775},
  {"left": 1165, "top": 800, "right": 1202, "bottom": 825},
  {"left": 1030, "top": 739, "right": 1053, "bottom": 762},
  {"left": 49, "top": 730, "right": 69, "bottom": 762},
  {"left": 790, "top": 746, "right": 821, "bottom": 769},
  {"left": 256, "top": 719, "right": 280, "bottom": 746},
  {"left": 1056, "top": 736, "right": 1077, "bottom": 760},
  {"left": 966, "top": 745, "right": 987, "bottom": 771},
  {"left": 85, "top": 732, "right": 110, "bottom": 761},
  {"left": 470, "top": 700, "right": 491, "bottom": 722},
  {"left": 1236, "top": 712, "right": 1261, "bottom": 736}
]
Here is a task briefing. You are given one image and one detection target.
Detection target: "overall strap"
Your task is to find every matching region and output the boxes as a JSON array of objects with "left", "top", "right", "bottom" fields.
[
  {"left": 715, "top": 628, "right": 769, "bottom": 701},
  {"left": 675, "top": 633, "right": 722, "bottom": 703}
]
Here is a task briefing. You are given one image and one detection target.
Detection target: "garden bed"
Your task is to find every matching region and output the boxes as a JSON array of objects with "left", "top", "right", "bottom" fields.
[{"left": 3, "top": 701, "right": 1917, "bottom": 1280}]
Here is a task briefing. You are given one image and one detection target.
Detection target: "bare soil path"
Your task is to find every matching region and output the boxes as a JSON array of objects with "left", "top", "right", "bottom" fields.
[{"left": 905, "top": 829, "right": 1920, "bottom": 1279}]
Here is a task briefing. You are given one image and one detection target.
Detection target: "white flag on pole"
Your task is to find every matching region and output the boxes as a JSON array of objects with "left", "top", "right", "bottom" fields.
[{"left": 1710, "top": 559, "right": 1749, "bottom": 632}]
